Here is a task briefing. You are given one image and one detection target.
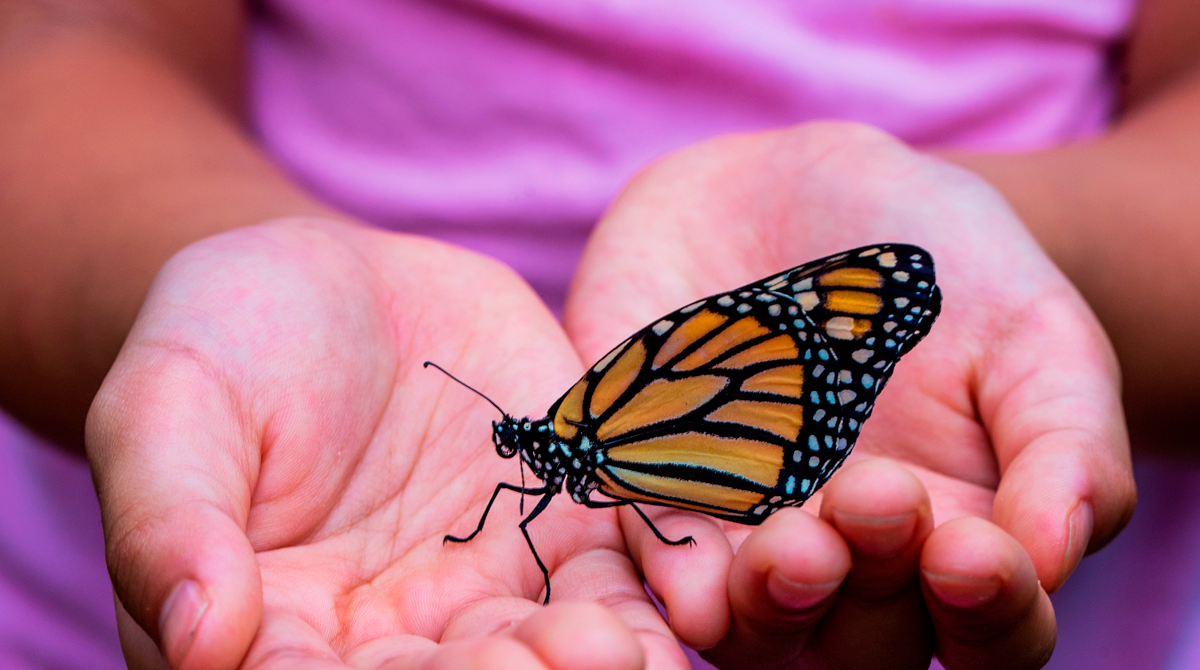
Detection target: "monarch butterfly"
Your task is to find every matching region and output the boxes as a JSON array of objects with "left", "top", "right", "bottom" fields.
[{"left": 427, "top": 243, "right": 940, "bottom": 603}]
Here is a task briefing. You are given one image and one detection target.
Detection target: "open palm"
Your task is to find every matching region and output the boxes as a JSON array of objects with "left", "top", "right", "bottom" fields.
[
  {"left": 88, "top": 220, "right": 686, "bottom": 670},
  {"left": 564, "top": 123, "right": 1135, "bottom": 669}
]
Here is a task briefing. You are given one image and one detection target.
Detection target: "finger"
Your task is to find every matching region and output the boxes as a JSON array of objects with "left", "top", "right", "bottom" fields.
[
  {"left": 241, "top": 611, "right": 345, "bottom": 670},
  {"left": 342, "top": 634, "right": 437, "bottom": 670},
  {"left": 921, "top": 517, "right": 1056, "bottom": 670},
  {"left": 809, "top": 459, "right": 934, "bottom": 670},
  {"left": 399, "top": 638, "right": 548, "bottom": 670},
  {"left": 984, "top": 304, "right": 1135, "bottom": 591},
  {"left": 700, "top": 508, "right": 850, "bottom": 669},
  {"left": 115, "top": 593, "right": 171, "bottom": 670},
  {"left": 88, "top": 352, "right": 260, "bottom": 670},
  {"left": 620, "top": 506, "right": 733, "bottom": 649},
  {"left": 513, "top": 601, "right": 644, "bottom": 670},
  {"left": 550, "top": 546, "right": 692, "bottom": 670}
]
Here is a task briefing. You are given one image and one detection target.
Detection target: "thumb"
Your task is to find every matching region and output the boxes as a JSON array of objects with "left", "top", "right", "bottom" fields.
[{"left": 87, "top": 347, "right": 262, "bottom": 670}]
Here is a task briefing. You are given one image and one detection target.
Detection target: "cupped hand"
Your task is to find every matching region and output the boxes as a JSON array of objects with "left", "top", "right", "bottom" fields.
[
  {"left": 87, "top": 219, "right": 687, "bottom": 670},
  {"left": 563, "top": 122, "right": 1135, "bottom": 669}
]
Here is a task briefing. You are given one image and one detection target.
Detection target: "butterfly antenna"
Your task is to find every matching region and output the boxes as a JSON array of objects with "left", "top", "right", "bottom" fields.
[{"left": 423, "top": 361, "right": 508, "bottom": 417}]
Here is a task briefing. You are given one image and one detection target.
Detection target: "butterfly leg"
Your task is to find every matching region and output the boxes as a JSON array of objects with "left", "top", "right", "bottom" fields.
[
  {"left": 444, "top": 482, "right": 552, "bottom": 544},
  {"left": 585, "top": 499, "right": 696, "bottom": 547},
  {"left": 517, "top": 491, "right": 557, "bottom": 605},
  {"left": 630, "top": 503, "right": 696, "bottom": 547}
]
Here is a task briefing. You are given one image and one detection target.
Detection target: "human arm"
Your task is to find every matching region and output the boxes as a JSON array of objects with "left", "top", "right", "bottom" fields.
[
  {"left": 0, "top": 4, "right": 674, "bottom": 669},
  {"left": 946, "top": 0, "right": 1200, "bottom": 438},
  {"left": 0, "top": 0, "right": 335, "bottom": 448}
]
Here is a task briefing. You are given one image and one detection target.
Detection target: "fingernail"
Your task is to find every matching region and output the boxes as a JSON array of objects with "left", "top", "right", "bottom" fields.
[
  {"left": 160, "top": 580, "right": 209, "bottom": 667},
  {"left": 766, "top": 570, "right": 841, "bottom": 611},
  {"left": 923, "top": 572, "right": 1002, "bottom": 609},
  {"left": 1057, "top": 501, "right": 1093, "bottom": 590},
  {"left": 829, "top": 509, "right": 918, "bottom": 557}
]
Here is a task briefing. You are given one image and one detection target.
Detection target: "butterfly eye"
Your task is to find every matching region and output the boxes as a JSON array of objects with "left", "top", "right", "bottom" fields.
[{"left": 496, "top": 437, "right": 518, "bottom": 459}]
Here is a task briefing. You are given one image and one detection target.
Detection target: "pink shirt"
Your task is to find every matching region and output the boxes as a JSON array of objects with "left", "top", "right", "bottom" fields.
[
  {"left": 1, "top": 1, "right": 1143, "bottom": 667},
  {"left": 249, "top": 0, "right": 1129, "bottom": 312}
]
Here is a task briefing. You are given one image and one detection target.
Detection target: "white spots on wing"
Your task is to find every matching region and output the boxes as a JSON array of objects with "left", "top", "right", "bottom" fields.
[
  {"left": 765, "top": 275, "right": 788, "bottom": 290},
  {"left": 894, "top": 297, "right": 910, "bottom": 308},
  {"left": 754, "top": 505, "right": 768, "bottom": 515},
  {"left": 893, "top": 271, "right": 910, "bottom": 282},
  {"left": 838, "top": 370, "right": 852, "bottom": 383},
  {"left": 680, "top": 300, "right": 705, "bottom": 314},
  {"left": 910, "top": 254, "right": 922, "bottom": 260},
  {"left": 808, "top": 455, "right": 820, "bottom": 467},
  {"left": 836, "top": 438, "right": 848, "bottom": 450},
  {"left": 793, "top": 449, "right": 802, "bottom": 462},
  {"left": 813, "top": 409, "right": 826, "bottom": 422},
  {"left": 862, "top": 374, "right": 875, "bottom": 389},
  {"left": 801, "top": 479, "right": 811, "bottom": 493},
  {"left": 793, "top": 278, "right": 813, "bottom": 292},
  {"left": 825, "top": 372, "right": 835, "bottom": 384},
  {"left": 652, "top": 319, "right": 674, "bottom": 336},
  {"left": 756, "top": 293, "right": 777, "bottom": 302},
  {"left": 838, "top": 390, "right": 858, "bottom": 405},
  {"left": 739, "top": 291, "right": 753, "bottom": 298},
  {"left": 883, "top": 321, "right": 897, "bottom": 332},
  {"left": 877, "top": 251, "right": 897, "bottom": 268},
  {"left": 917, "top": 280, "right": 929, "bottom": 288},
  {"left": 788, "top": 305, "right": 799, "bottom": 315},
  {"left": 768, "top": 304, "right": 782, "bottom": 317},
  {"left": 785, "top": 475, "right": 796, "bottom": 494},
  {"left": 852, "top": 349, "right": 873, "bottom": 363},
  {"left": 717, "top": 295, "right": 735, "bottom": 307},
  {"left": 912, "top": 263, "right": 923, "bottom": 269},
  {"left": 798, "top": 291, "right": 820, "bottom": 310},
  {"left": 813, "top": 364, "right": 825, "bottom": 377},
  {"left": 737, "top": 303, "right": 752, "bottom": 314},
  {"left": 825, "top": 315, "right": 856, "bottom": 340},
  {"left": 859, "top": 247, "right": 881, "bottom": 257}
]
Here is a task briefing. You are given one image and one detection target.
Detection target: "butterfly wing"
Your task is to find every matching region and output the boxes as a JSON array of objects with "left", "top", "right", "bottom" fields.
[{"left": 549, "top": 243, "right": 941, "bottom": 524}]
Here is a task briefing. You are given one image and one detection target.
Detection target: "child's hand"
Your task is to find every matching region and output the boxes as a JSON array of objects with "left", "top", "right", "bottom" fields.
[
  {"left": 564, "top": 122, "right": 1135, "bottom": 669},
  {"left": 87, "top": 220, "right": 682, "bottom": 670}
]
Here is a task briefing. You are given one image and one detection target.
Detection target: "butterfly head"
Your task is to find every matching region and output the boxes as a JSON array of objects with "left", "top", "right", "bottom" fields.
[{"left": 491, "top": 417, "right": 525, "bottom": 459}]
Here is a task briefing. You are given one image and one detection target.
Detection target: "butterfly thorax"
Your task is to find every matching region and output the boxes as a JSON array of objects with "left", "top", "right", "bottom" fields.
[{"left": 493, "top": 416, "right": 591, "bottom": 495}]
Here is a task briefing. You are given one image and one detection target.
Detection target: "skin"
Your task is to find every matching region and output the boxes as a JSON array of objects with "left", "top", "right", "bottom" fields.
[
  {"left": 565, "top": 125, "right": 1123, "bottom": 668},
  {"left": 1, "top": 0, "right": 1198, "bottom": 668},
  {"left": 91, "top": 220, "right": 684, "bottom": 670}
]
